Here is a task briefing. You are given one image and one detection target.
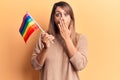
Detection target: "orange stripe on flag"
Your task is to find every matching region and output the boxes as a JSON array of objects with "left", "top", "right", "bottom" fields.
[{"left": 23, "top": 24, "right": 39, "bottom": 42}]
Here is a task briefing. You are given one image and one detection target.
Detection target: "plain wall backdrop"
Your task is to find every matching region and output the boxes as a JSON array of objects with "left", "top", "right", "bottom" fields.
[{"left": 0, "top": 0, "right": 120, "bottom": 80}]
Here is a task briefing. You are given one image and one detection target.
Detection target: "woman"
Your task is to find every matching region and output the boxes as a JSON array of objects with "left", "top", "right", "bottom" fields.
[{"left": 31, "top": 1, "right": 88, "bottom": 80}]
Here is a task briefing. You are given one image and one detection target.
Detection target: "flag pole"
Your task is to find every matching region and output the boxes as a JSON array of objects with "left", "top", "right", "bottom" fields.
[{"left": 26, "top": 12, "right": 45, "bottom": 32}]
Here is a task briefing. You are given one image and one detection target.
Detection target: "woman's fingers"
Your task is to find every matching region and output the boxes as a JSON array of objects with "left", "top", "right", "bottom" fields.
[
  {"left": 58, "top": 23, "right": 61, "bottom": 32},
  {"left": 41, "top": 32, "right": 54, "bottom": 48},
  {"left": 42, "top": 35, "right": 54, "bottom": 43},
  {"left": 57, "top": 18, "right": 71, "bottom": 40}
]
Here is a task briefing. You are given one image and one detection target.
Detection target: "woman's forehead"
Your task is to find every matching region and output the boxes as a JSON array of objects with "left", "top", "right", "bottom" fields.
[{"left": 55, "top": 7, "right": 65, "bottom": 12}]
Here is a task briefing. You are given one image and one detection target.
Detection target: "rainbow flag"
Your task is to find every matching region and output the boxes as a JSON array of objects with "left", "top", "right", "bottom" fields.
[{"left": 19, "top": 13, "right": 39, "bottom": 42}]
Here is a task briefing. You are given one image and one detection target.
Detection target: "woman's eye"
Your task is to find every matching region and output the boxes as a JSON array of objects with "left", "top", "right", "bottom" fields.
[{"left": 55, "top": 13, "right": 61, "bottom": 17}]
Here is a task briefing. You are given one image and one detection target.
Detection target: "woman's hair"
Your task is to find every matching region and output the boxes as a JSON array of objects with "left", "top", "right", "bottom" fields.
[{"left": 48, "top": 1, "right": 77, "bottom": 46}]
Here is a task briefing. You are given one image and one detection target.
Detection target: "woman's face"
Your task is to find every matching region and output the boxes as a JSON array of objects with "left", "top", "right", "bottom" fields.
[{"left": 54, "top": 6, "right": 71, "bottom": 29}]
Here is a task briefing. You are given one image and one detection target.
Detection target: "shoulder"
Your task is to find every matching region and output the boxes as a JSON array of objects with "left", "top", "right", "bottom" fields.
[
  {"left": 75, "top": 32, "right": 87, "bottom": 41},
  {"left": 75, "top": 32, "right": 88, "bottom": 50}
]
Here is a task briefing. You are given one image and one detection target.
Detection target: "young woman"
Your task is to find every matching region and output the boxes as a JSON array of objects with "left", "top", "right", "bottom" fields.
[{"left": 31, "top": 1, "right": 88, "bottom": 80}]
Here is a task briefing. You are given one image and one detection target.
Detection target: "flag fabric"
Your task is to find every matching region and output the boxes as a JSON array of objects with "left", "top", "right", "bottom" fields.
[{"left": 19, "top": 13, "right": 39, "bottom": 42}]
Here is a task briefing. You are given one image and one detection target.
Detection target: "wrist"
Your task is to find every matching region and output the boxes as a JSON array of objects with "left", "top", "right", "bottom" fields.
[{"left": 64, "top": 37, "right": 71, "bottom": 43}]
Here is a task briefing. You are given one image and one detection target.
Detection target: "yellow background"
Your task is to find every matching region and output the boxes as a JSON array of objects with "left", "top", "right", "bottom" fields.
[{"left": 0, "top": 0, "right": 120, "bottom": 80}]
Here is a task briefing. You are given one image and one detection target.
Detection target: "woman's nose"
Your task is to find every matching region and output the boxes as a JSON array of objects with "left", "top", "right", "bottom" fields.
[
  {"left": 59, "top": 17, "right": 64, "bottom": 23},
  {"left": 60, "top": 15, "right": 65, "bottom": 21}
]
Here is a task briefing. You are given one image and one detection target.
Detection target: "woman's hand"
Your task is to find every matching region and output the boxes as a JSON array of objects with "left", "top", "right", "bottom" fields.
[
  {"left": 58, "top": 18, "right": 71, "bottom": 40},
  {"left": 58, "top": 18, "right": 77, "bottom": 58},
  {"left": 41, "top": 32, "right": 54, "bottom": 48}
]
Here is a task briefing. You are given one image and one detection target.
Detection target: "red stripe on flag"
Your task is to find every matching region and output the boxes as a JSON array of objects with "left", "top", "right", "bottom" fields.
[{"left": 23, "top": 24, "right": 39, "bottom": 42}]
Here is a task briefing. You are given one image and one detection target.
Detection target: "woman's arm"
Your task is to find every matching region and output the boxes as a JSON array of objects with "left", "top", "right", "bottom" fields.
[
  {"left": 36, "top": 48, "right": 48, "bottom": 67},
  {"left": 64, "top": 37, "right": 77, "bottom": 57},
  {"left": 58, "top": 19, "right": 88, "bottom": 71},
  {"left": 67, "top": 34, "right": 88, "bottom": 71},
  {"left": 31, "top": 33, "right": 54, "bottom": 70},
  {"left": 31, "top": 51, "right": 47, "bottom": 70},
  {"left": 63, "top": 34, "right": 88, "bottom": 71}
]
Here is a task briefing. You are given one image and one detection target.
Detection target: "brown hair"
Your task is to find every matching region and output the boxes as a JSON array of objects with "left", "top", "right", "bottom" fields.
[{"left": 48, "top": 1, "right": 77, "bottom": 46}]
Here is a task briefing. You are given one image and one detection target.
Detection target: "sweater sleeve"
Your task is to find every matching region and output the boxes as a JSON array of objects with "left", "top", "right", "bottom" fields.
[
  {"left": 31, "top": 33, "right": 44, "bottom": 70},
  {"left": 70, "top": 34, "right": 88, "bottom": 71}
]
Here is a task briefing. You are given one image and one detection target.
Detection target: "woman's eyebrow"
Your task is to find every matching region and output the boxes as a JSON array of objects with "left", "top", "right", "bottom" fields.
[
  {"left": 55, "top": 11, "right": 66, "bottom": 14},
  {"left": 55, "top": 11, "right": 61, "bottom": 13}
]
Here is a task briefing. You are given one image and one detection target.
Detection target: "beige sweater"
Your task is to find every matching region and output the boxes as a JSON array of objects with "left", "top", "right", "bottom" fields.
[{"left": 31, "top": 33, "right": 88, "bottom": 80}]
